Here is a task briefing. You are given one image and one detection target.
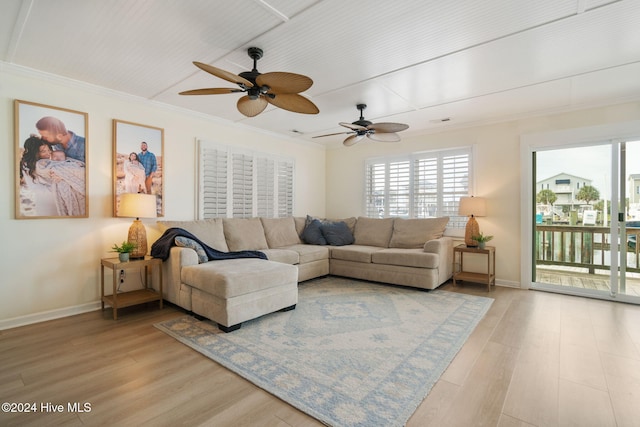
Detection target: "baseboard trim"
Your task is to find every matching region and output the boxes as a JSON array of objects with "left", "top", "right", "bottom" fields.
[
  {"left": 0, "top": 302, "right": 101, "bottom": 331},
  {"left": 496, "top": 279, "right": 521, "bottom": 288}
]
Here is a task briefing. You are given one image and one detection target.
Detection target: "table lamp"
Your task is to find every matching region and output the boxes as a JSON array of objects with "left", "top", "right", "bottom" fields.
[
  {"left": 458, "top": 196, "right": 486, "bottom": 247},
  {"left": 118, "top": 193, "right": 157, "bottom": 259}
]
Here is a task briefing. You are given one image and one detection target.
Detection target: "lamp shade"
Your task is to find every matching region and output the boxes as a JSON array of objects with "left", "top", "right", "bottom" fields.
[
  {"left": 458, "top": 196, "right": 486, "bottom": 217},
  {"left": 118, "top": 193, "right": 157, "bottom": 219}
]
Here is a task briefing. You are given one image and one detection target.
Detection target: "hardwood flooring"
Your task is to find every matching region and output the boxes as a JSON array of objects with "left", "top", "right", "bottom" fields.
[{"left": 1, "top": 279, "right": 640, "bottom": 426}]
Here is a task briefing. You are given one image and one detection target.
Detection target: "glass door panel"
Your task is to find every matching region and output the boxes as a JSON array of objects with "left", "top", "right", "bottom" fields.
[{"left": 532, "top": 140, "right": 640, "bottom": 303}]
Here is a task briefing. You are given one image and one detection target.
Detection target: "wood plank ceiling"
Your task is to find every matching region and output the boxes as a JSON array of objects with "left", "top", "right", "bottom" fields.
[{"left": 1, "top": 0, "right": 639, "bottom": 146}]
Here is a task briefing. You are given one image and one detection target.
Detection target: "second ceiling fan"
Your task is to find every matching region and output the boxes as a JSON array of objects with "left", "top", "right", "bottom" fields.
[
  {"left": 314, "top": 104, "right": 409, "bottom": 146},
  {"left": 180, "top": 47, "right": 319, "bottom": 117}
]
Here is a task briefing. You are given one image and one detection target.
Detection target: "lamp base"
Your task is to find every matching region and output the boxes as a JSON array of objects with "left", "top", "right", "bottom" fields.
[
  {"left": 127, "top": 219, "right": 148, "bottom": 259},
  {"left": 464, "top": 216, "right": 480, "bottom": 247}
]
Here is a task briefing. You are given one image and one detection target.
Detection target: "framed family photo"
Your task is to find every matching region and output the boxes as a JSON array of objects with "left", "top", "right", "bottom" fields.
[
  {"left": 113, "top": 119, "right": 164, "bottom": 217},
  {"left": 14, "top": 100, "right": 88, "bottom": 219}
]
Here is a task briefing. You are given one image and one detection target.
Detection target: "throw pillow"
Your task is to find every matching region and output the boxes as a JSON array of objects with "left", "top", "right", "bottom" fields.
[
  {"left": 321, "top": 221, "right": 355, "bottom": 246},
  {"left": 174, "top": 236, "right": 208, "bottom": 263},
  {"left": 301, "top": 219, "right": 327, "bottom": 245}
]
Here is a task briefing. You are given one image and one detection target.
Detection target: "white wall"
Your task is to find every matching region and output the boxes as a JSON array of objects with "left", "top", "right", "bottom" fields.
[
  {"left": 325, "top": 102, "right": 640, "bottom": 287},
  {"left": 0, "top": 66, "right": 326, "bottom": 328}
]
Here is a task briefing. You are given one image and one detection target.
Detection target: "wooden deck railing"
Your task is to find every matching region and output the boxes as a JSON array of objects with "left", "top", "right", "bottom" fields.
[{"left": 535, "top": 225, "right": 640, "bottom": 273}]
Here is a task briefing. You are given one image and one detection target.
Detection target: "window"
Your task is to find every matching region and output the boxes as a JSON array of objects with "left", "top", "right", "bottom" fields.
[
  {"left": 197, "top": 140, "right": 294, "bottom": 219},
  {"left": 365, "top": 147, "right": 472, "bottom": 228}
]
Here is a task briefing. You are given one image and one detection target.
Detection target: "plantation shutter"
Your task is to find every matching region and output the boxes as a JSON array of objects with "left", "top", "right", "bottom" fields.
[
  {"left": 232, "top": 152, "right": 253, "bottom": 218},
  {"left": 364, "top": 147, "right": 472, "bottom": 227},
  {"left": 256, "top": 157, "right": 275, "bottom": 217},
  {"left": 197, "top": 140, "right": 294, "bottom": 219},
  {"left": 414, "top": 156, "right": 438, "bottom": 218},
  {"left": 365, "top": 162, "right": 386, "bottom": 217},
  {"left": 199, "top": 146, "right": 228, "bottom": 218},
  {"left": 441, "top": 152, "right": 469, "bottom": 227},
  {"left": 388, "top": 160, "right": 411, "bottom": 217},
  {"left": 277, "top": 160, "right": 294, "bottom": 217}
]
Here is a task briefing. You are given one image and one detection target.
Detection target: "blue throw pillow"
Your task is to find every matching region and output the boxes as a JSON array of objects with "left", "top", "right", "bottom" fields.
[
  {"left": 174, "top": 236, "right": 208, "bottom": 263},
  {"left": 301, "top": 219, "right": 327, "bottom": 245},
  {"left": 321, "top": 221, "right": 355, "bottom": 246}
]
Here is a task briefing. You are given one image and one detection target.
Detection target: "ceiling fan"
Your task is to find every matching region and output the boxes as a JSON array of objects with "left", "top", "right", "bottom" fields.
[
  {"left": 179, "top": 47, "right": 319, "bottom": 117},
  {"left": 313, "top": 104, "right": 409, "bottom": 146}
]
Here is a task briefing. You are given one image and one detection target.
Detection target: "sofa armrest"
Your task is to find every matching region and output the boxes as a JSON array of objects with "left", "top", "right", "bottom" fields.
[
  {"left": 161, "top": 246, "right": 198, "bottom": 306},
  {"left": 424, "top": 237, "right": 454, "bottom": 285}
]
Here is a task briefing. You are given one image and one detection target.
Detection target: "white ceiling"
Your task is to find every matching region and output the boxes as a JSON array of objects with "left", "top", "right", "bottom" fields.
[{"left": 2, "top": 0, "right": 640, "bottom": 147}]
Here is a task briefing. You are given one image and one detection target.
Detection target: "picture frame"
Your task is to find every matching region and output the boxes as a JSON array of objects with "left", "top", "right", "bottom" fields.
[
  {"left": 14, "top": 99, "right": 88, "bottom": 219},
  {"left": 113, "top": 119, "right": 164, "bottom": 217}
]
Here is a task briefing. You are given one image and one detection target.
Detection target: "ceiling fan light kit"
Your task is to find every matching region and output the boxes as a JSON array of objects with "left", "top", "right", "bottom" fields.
[
  {"left": 181, "top": 49, "right": 408, "bottom": 146},
  {"left": 180, "top": 47, "right": 319, "bottom": 117},
  {"left": 314, "top": 103, "right": 409, "bottom": 146}
]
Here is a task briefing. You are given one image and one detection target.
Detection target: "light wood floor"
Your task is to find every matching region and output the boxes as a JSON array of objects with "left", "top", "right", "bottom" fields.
[{"left": 2, "top": 279, "right": 640, "bottom": 427}]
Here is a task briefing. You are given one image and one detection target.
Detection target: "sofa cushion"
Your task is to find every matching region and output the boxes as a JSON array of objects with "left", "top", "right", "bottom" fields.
[
  {"left": 283, "top": 244, "right": 330, "bottom": 264},
  {"left": 260, "top": 248, "right": 300, "bottom": 265},
  {"left": 321, "top": 220, "right": 355, "bottom": 246},
  {"left": 174, "top": 236, "right": 208, "bottom": 263},
  {"left": 372, "top": 248, "right": 440, "bottom": 269},
  {"left": 330, "top": 245, "right": 383, "bottom": 263},
  {"left": 261, "top": 217, "right": 301, "bottom": 248},
  {"left": 157, "top": 219, "right": 229, "bottom": 252},
  {"left": 223, "top": 218, "right": 269, "bottom": 251},
  {"left": 353, "top": 217, "right": 394, "bottom": 247},
  {"left": 182, "top": 258, "right": 297, "bottom": 299},
  {"left": 389, "top": 217, "right": 450, "bottom": 249},
  {"left": 301, "top": 218, "right": 327, "bottom": 245}
]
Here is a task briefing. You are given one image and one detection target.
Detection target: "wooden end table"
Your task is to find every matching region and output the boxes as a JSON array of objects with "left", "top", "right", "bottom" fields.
[
  {"left": 452, "top": 244, "right": 495, "bottom": 291},
  {"left": 100, "top": 256, "right": 163, "bottom": 320}
]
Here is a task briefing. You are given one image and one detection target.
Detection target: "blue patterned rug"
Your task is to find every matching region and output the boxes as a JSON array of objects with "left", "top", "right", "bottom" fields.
[{"left": 155, "top": 277, "right": 493, "bottom": 427}]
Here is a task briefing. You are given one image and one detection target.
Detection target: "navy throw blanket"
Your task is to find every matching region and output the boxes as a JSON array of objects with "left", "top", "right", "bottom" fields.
[{"left": 151, "top": 227, "right": 268, "bottom": 262}]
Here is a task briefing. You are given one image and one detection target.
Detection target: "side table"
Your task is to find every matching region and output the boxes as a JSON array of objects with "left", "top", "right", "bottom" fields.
[
  {"left": 452, "top": 244, "right": 495, "bottom": 291},
  {"left": 100, "top": 256, "right": 163, "bottom": 320}
]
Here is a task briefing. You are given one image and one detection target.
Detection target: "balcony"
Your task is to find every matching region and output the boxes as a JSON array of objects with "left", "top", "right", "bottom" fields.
[{"left": 535, "top": 224, "right": 640, "bottom": 296}]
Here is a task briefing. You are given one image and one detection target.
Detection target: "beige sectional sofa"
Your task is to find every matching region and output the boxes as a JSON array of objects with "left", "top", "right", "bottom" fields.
[{"left": 155, "top": 215, "right": 453, "bottom": 331}]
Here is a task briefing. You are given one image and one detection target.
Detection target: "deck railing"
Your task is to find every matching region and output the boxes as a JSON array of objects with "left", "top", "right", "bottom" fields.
[{"left": 535, "top": 225, "right": 640, "bottom": 273}]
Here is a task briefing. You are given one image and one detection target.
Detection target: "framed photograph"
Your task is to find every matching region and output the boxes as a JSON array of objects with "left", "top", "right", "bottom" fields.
[
  {"left": 14, "top": 100, "right": 88, "bottom": 219},
  {"left": 113, "top": 120, "right": 164, "bottom": 217}
]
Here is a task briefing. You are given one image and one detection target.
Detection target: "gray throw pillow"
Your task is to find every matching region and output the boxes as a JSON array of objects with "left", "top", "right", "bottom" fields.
[
  {"left": 301, "top": 219, "right": 327, "bottom": 245},
  {"left": 321, "top": 221, "right": 355, "bottom": 246}
]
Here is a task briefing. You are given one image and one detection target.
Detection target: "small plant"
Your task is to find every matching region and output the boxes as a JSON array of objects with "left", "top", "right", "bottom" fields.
[
  {"left": 111, "top": 241, "right": 135, "bottom": 253},
  {"left": 472, "top": 232, "right": 494, "bottom": 243}
]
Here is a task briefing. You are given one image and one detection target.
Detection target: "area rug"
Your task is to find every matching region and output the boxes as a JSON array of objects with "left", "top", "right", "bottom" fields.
[{"left": 155, "top": 277, "right": 493, "bottom": 427}]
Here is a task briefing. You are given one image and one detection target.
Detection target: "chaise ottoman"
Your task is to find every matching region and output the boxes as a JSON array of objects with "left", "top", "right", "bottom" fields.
[{"left": 181, "top": 258, "right": 298, "bottom": 332}]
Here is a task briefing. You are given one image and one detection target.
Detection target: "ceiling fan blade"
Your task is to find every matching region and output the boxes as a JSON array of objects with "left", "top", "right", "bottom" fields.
[
  {"left": 267, "top": 93, "right": 319, "bottom": 114},
  {"left": 339, "top": 122, "right": 367, "bottom": 131},
  {"left": 193, "top": 61, "right": 253, "bottom": 88},
  {"left": 312, "top": 131, "right": 353, "bottom": 138},
  {"left": 237, "top": 95, "right": 268, "bottom": 117},
  {"left": 367, "top": 132, "right": 401, "bottom": 142},
  {"left": 367, "top": 122, "right": 409, "bottom": 133},
  {"left": 257, "top": 72, "right": 313, "bottom": 94},
  {"left": 344, "top": 134, "right": 364, "bottom": 146},
  {"left": 179, "top": 88, "right": 244, "bottom": 95}
]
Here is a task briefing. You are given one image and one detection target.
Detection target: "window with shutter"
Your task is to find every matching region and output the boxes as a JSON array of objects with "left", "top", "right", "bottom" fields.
[
  {"left": 365, "top": 147, "right": 472, "bottom": 228},
  {"left": 197, "top": 140, "right": 294, "bottom": 219}
]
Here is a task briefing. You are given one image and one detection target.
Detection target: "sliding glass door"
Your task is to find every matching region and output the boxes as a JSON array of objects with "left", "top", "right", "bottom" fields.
[{"left": 531, "top": 139, "right": 640, "bottom": 303}]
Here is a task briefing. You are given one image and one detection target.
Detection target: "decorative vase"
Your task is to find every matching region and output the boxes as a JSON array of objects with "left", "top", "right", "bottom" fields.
[
  {"left": 478, "top": 241, "right": 486, "bottom": 250},
  {"left": 119, "top": 252, "right": 130, "bottom": 262}
]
